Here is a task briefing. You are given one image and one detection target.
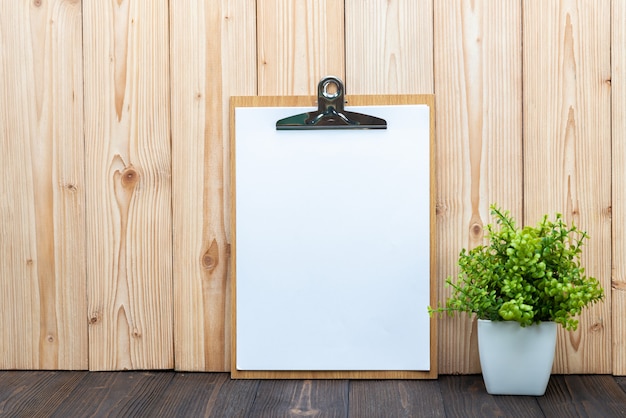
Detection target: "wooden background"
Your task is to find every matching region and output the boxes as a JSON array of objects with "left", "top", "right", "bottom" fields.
[{"left": 0, "top": 0, "right": 623, "bottom": 375}]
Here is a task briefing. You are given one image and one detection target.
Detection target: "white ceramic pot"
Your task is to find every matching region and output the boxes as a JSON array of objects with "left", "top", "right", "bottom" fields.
[{"left": 477, "top": 319, "right": 557, "bottom": 396}]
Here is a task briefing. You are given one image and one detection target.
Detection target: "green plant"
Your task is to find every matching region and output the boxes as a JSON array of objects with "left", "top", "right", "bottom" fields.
[{"left": 429, "top": 204, "right": 604, "bottom": 330}]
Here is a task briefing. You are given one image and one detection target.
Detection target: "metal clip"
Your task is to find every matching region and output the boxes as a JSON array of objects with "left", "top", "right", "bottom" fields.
[{"left": 276, "top": 76, "right": 387, "bottom": 130}]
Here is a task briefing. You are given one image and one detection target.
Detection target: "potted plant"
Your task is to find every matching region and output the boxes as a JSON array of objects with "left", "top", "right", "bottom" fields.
[{"left": 429, "top": 204, "right": 604, "bottom": 396}]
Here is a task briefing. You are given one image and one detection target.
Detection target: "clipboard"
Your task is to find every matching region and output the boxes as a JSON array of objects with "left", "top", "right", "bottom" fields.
[{"left": 230, "top": 77, "right": 437, "bottom": 379}]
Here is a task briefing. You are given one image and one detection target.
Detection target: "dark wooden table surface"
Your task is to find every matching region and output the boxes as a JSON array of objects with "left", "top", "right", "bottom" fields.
[{"left": 0, "top": 372, "right": 625, "bottom": 417}]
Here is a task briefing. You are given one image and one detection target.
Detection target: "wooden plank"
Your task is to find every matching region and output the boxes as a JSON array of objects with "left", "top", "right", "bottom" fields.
[
  {"left": 207, "top": 377, "right": 260, "bottom": 416},
  {"left": 146, "top": 373, "right": 259, "bottom": 416},
  {"left": 229, "top": 94, "right": 437, "bottom": 380},
  {"left": 0, "top": 0, "right": 87, "bottom": 370},
  {"left": 0, "top": 371, "right": 87, "bottom": 417},
  {"left": 83, "top": 0, "right": 173, "bottom": 370},
  {"left": 0, "top": 0, "right": 42, "bottom": 371},
  {"left": 49, "top": 372, "right": 173, "bottom": 417},
  {"left": 438, "top": 375, "right": 543, "bottom": 417},
  {"left": 345, "top": 0, "right": 434, "bottom": 94},
  {"left": 248, "top": 380, "right": 349, "bottom": 417},
  {"left": 257, "top": 0, "right": 345, "bottom": 95},
  {"left": 522, "top": 0, "right": 612, "bottom": 374},
  {"left": 612, "top": 0, "right": 626, "bottom": 376},
  {"left": 0, "top": 372, "right": 625, "bottom": 416},
  {"left": 170, "top": 0, "right": 256, "bottom": 372},
  {"left": 539, "top": 376, "right": 579, "bottom": 416},
  {"left": 433, "top": 0, "right": 523, "bottom": 374},
  {"left": 539, "top": 375, "right": 626, "bottom": 417},
  {"left": 348, "top": 380, "right": 445, "bottom": 418}
]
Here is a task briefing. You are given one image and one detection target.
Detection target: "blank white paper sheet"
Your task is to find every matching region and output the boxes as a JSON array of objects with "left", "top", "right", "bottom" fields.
[{"left": 234, "top": 104, "right": 431, "bottom": 371}]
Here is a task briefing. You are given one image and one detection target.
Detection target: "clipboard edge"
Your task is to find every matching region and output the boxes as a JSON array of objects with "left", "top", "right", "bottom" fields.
[{"left": 229, "top": 94, "right": 437, "bottom": 380}]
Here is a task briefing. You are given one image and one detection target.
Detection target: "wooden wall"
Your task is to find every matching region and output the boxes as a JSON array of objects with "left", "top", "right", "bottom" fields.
[{"left": 0, "top": 0, "right": 623, "bottom": 375}]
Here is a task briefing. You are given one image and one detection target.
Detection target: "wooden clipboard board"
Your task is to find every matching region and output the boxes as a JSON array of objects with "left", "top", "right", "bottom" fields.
[{"left": 230, "top": 84, "right": 437, "bottom": 379}]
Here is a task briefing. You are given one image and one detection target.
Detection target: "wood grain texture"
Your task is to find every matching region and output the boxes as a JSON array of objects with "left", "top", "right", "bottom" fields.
[
  {"left": 345, "top": 0, "right": 434, "bottom": 94},
  {"left": 83, "top": 0, "right": 173, "bottom": 370},
  {"left": 257, "top": 0, "right": 345, "bottom": 95},
  {"left": 522, "top": 0, "right": 612, "bottom": 374},
  {"left": 171, "top": 0, "right": 256, "bottom": 372},
  {"left": 349, "top": 380, "right": 445, "bottom": 418},
  {"left": 0, "top": 371, "right": 87, "bottom": 417},
  {"left": 49, "top": 372, "right": 173, "bottom": 417},
  {"left": 0, "top": 0, "right": 622, "bottom": 375},
  {"left": 612, "top": 0, "right": 626, "bottom": 376},
  {"left": 143, "top": 374, "right": 259, "bottom": 417},
  {"left": 538, "top": 375, "right": 626, "bottom": 417},
  {"left": 433, "top": 0, "right": 523, "bottom": 374},
  {"left": 438, "top": 375, "right": 544, "bottom": 417},
  {"left": 0, "top": 0, "right": 87, "bottom": 370},
  {"left": 249, "top": 380, "right": 349, "bottom": 417},
  {"left": 3, "top": 372, "right": 626, "bottom": 417}
]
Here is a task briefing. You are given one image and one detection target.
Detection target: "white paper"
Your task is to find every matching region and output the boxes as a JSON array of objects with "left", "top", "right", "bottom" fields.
[{"left": 235, "top": 105, "right": 431, "bottom": 370}]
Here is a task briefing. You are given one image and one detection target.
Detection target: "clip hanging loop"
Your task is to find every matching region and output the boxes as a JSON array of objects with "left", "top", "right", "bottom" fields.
[
  {"left": 276, "top": 76, "right": 387, "bottom": 130},
  {"left": 310, "top": 76, "right": 350, "bottom": 126}
]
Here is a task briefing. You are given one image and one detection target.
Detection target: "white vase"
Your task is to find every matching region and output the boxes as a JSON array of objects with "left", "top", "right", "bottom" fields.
[{"left": 477, "top": 319, "right": 557, "bottom": 396}]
